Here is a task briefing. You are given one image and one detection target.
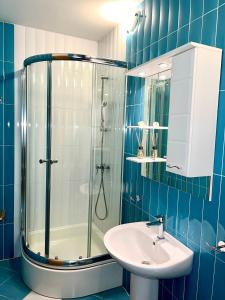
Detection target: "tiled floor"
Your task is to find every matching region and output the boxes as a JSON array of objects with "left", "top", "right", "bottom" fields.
[{"left": 0, "top": 258, "right": 129, "bottom": 300}]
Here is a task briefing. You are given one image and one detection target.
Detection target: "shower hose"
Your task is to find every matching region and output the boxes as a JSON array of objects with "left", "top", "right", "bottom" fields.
[{"left": 95, "top": 76, "right": 109, "bottom": 221}]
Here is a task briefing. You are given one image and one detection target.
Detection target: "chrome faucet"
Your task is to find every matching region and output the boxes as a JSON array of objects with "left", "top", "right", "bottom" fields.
[{"left": 146, "top": 215, "right": 165, "bottom": 240}]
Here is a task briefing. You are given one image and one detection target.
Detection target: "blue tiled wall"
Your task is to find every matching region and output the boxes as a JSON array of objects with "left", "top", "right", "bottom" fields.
[
  {"left": 123, "top": 1, "right": 225, "bottom": 299},
  {"left": 0, "top": 22, "right": 14, "bottom": 260}
]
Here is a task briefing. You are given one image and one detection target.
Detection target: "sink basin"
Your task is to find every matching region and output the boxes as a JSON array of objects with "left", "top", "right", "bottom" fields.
[{"left": 104, "top": 222, "right": 193, "bottom": 300}]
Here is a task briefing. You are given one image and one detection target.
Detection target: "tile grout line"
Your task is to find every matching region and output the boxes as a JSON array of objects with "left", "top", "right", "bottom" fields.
[{"left": 2, "top": 21, "right": 5, "bottom": 260}]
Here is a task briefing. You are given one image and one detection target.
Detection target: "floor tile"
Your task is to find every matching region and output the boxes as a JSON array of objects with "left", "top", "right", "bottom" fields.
[{"left": 0, "top": 274, "right": 30, "bottom": 300}]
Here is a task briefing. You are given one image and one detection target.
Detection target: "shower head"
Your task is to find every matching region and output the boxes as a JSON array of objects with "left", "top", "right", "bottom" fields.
[
  {"left": 102, "top": 101, "right": 107, "bottom": 107},
  {"left": 101, "top": 76, "right": 109, "bottom": 80}
]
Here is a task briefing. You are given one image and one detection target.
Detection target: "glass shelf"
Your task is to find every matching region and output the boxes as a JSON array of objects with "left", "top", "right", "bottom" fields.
[
  {"left": 126, "top": 157, "right": 167, "bottom": 163},
  {"left": 127, "top": 125, "right": 168, "bottom": 130}
]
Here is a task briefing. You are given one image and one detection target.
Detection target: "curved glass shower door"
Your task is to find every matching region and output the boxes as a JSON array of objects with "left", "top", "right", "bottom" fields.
[
  {"left": 49, "top": 60, "right": 93, "bottom": 260},
  {"left": 25, "top": 61, "right": 48, "bottom": 256}
]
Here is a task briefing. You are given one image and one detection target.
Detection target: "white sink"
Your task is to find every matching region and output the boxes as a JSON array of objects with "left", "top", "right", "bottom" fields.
[{"left": 104, "top": 222, "right": 193, "bottom": 300}]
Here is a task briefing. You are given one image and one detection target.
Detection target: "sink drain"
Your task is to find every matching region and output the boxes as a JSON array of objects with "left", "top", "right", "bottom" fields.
[{"left": 142, "top": 260, "right": 151, "bottom": 265}]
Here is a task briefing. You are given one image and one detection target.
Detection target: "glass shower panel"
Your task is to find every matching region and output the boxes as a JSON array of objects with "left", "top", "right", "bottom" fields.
[
  {"left": 90, "top": 64, "right": 126, "bottom": 257},
  {"left": 26, "top": 62, "right": 47, "bottom": 255},
  {"left": 50, "top": 61, "right": 93, "bottom": 261}
]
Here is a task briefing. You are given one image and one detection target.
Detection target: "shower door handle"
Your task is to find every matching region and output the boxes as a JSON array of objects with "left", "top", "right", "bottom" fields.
[
  {"left": 39, "top": 159, "right": 49, "bottom": 164},
  {"left": 39, "top": 159, "right": 58, "bottom": 164},
  {"left": 50, "top": 160, "right": 58, "bottom": 165}
]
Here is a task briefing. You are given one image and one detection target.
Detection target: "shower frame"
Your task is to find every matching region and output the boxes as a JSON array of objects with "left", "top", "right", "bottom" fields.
[{"left": 21, "top": 53, "right": 127, "bottom": 269}]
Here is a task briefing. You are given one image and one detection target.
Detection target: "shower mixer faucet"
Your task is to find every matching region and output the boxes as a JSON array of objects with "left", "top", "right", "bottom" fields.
[{"left": 96, "top": 164, "right": 110, "bottom": 173}]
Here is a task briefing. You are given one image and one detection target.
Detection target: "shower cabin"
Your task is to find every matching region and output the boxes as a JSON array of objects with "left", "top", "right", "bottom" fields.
[{"left": 21, "top": 54, "right": 126, "bottom": 298}]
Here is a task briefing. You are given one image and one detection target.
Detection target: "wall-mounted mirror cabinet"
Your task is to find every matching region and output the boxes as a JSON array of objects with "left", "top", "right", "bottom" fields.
[{"left": 126, "top": 42, "right": 222, "bottom": 199}]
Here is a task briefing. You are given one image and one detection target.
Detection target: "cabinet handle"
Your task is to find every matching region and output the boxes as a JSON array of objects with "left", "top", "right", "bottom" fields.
[{"left": 166, "top": 164, "right": 182, "bottom": 170}]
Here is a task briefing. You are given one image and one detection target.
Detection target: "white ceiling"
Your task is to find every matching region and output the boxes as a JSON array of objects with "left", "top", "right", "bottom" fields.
[{"left": 0, "top": 0, "right": 140, "bottom": 41}]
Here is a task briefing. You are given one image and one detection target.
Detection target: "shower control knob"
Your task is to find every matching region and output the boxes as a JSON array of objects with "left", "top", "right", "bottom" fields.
[{"left": 50, "top": 160, "right": 58, "bottom": 164}]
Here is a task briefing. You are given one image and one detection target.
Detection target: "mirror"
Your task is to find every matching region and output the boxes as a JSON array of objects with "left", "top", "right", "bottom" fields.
[{"left": 141, "top": 70, "right": 210, "bottom": 199}]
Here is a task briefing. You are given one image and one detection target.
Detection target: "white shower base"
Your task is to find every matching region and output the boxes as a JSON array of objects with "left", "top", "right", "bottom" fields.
[
  {"left": 28, "top": 223, "right": 106, "bottom": 260},
  {"left": 22, "top": 223, "right": 123, "bottom": 299}
]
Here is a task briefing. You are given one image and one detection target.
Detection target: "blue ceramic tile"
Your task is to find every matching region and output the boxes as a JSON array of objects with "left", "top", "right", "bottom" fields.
[
  {"left": 4, "top": 62, "right": 14, "bottom": 105},
  {"left": 0, "top": 23, "right": 3, "bottom": 62},
  {"left": 143, "top": 46, "right": 150, "bottom": 63},
  {"left": 177, "top": 25, "right": 189, "bottom": 47},
  {"left": 179, "top": 0, "right": 190, "bottom": 28},
  {"left": 197, "top": 251, "right": 215, "bottom": 300},
  {"left": 191, "top": 0, "right": 203, "bottom": 21},
  {"left": 159, "top": 0, "right": 169, "bottom": 39},
  {"left": 0, "top": 61, "right": 3, "bottom": 100},
  {"left": 163, "top": 279, "right": 173, "bottom": 295},
  {"left": 150, "top": 42, "right": 158, "bottom": 59},
  {"left": 162, "top": 287, "right": 173, "bottom": 300},
  {"left": 157, "top": 183, "right": 168, "bottom": 216},
  {"left": 220, "top": 0, "right": 225, "bottom": 5},
  {"left": 216, "top": 4, "right": 225, "bottom": 48},
  {"left": 4, "top": 23, "right": 14, "bottom": 63},
  {"left": 122, "top": 199, "right": 129, "bottom": 224},
  {"left": 4, "top": 146, "right": 14, "bottom": 185},
  {"left": 144, "top": 0, "right": 152, "bottom": 48},
  {"left": 201, "top": 176, "right": 220, "bottom": 252},
  {"left": 202, "top": 9, "right": 217, "bottom": 46},
  {"left": 150, "top": 180, "right": 159, "bottom": 216},
  {"left": 167, "top": 32, "right": 177, "bottom": 51},
  {"left": 0, "top": 146, "right": 3, "bottom": 186},
  {"left": 173, "top": 277, "right": 185, "bottom": 299},
  {"left": 131, "top": 31, "right": 137, "bottom": 59},
  {"left": 189, "top": 18, "right": 203, "bottom": 43},
  {"left": 0, "top": 185, "right": 3, "bottom": 212},
  {"left": 137, "top": 2, "right": 145, "bottom": 53},
  {"left": 0, "top": 224, "right": 3, "bottom": 260},
  {"left": 216, "top": 6, "right": 225, "bottom": 91},
  {"left": 212, "top": 259, "right": 225, "bottom": 300},
  {"left": 4, "top": 105, "right": 14, "bottom": 146},
  {"left": 158, "top": 37, "right": 167, "bottom": 55},
  {"left": 204, "top": 0, "right": 218, "bottom": 14},
  {"left": 177, "top": 191, "right": 190, "bottom": 241},
  {"left": 0, "top": 266, "right": 14, "bottom": 285},
  {"left": 166, "top": 186, "right": 178, "bottom": 234},
  {"left": 216, "top": 177, "right": 225, "bottom": 263},
  {"left": 0, "top": 273, "right": 30, "bottom": 299},
  {"left": 3, "top": 223, "right": 14, "bottom": 259},
  {"left": 185, "top": 241, "right": 201, "bottom": 300},
  {"left": 219, "top": 53, "right": 225, "bottom": 91},
  {"left": 214, "top": 91, "right": 225, "bottom": 174},
  {"left": 136, "top": 51, "right": 143, "bottom": 66},
  {"left": 0, "top": 103, "right": 3, "bottom": 145},
  {"left": 4, "top": 185, "right": 14, "bottom": 224},
  {"left": 187, "top": 194, "right": 204, "bottom": 245},
  {"left": 143, "top": 177, "right": 151, "bottom": 212},
  {"left": 168, "top": 0, "right": 179, "bottom": 33},
  {"left": 150, "top": 0, "right": 160, "bottom": 44}
]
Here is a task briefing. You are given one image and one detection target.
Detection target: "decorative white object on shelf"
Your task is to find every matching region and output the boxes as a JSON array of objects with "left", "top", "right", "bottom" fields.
[{"left": 126, "top": 157, "right": 166, "bottom": 163}]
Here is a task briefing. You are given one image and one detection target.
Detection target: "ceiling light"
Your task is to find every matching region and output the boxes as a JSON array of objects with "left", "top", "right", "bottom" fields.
[
  {"left": 159, "top": 75, "right": 166, "bottom": 80},
  {"left": 100, "top": 1, "right": 141, "bottom": 36},
  {"left": 138, "top": 72, "right": 145, "bottom": 77}
]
